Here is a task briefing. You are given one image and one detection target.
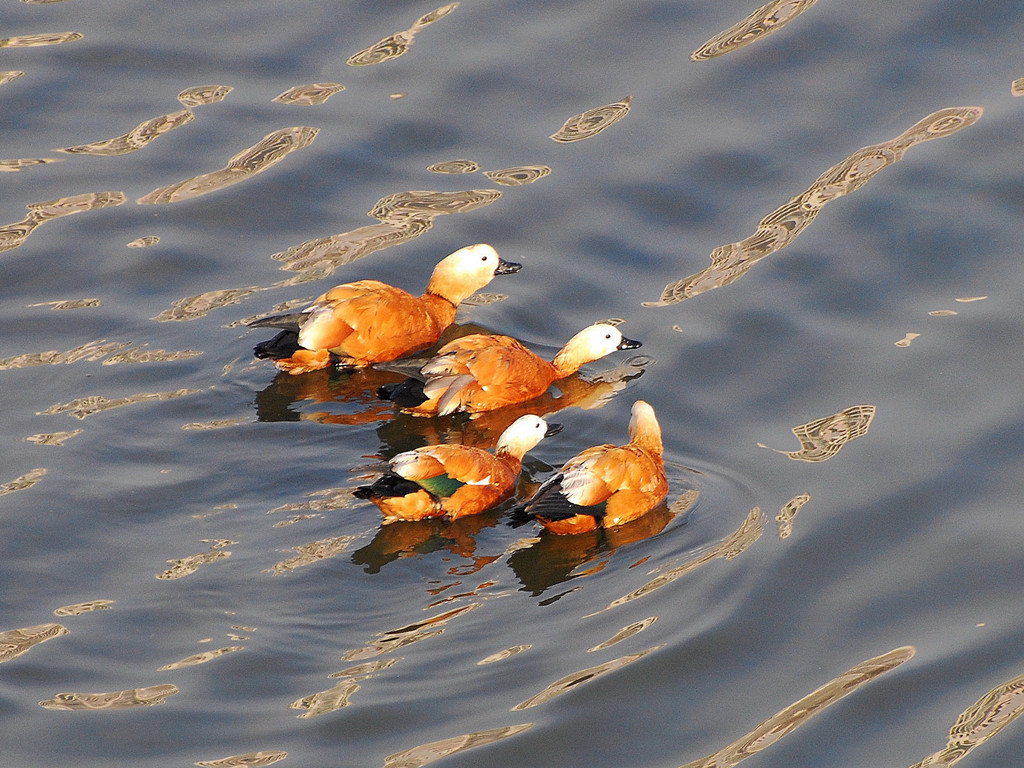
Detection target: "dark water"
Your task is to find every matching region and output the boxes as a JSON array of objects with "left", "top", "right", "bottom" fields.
[{"left": 3, "top": 1, "right": 1024, "bottom": 766}]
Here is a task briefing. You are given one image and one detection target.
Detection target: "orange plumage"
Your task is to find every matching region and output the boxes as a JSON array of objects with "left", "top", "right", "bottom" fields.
[
  {"left": 515, "top": 400, "right": 668, "bottom": 533},
  {"left": 354, "top": 415, "right": 561, "bottom": 523},
  {"left": 250, "top": 244, "right": 521, "bottom": 374},
  {"left": 378, "top": 322, "right": 642, "bottom": 415}
]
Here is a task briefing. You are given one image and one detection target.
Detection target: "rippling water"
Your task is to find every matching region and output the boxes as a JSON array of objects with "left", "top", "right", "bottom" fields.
[{"left": 3, "top": 1, "right": 1024, "bottom": 766}]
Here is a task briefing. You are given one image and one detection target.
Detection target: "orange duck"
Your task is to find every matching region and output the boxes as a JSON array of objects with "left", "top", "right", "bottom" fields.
[
  {"left": 377, "top": 323, "right": 641, "bottom": 415},
  {"left": 513, "top": 400, "right": 667, "bottom": 534},
  {"left": 250, "top": 243, "right": 521, "bottom": 374},
  {"left": 354, "top": 414, "right": 562, "bottom": 523}
]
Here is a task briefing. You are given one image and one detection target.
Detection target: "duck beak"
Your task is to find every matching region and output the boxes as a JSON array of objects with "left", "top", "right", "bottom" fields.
[
  {"left": 617, "top": 336, "right": 642, "bottom": 350},
  {"left": 495, "top": 258, "right": 523, "bottom": 275},
  {"left": 544, "top": 422, "right": 563, "bottom": 438}
]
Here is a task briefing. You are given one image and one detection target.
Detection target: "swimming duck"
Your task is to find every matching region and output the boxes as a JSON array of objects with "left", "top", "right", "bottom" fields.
[
  {"left": 513, "top": 400, "right": 667, "bottom": 534},
  {"left": 354, "top": 415, "right": 562, "bottom": 523},
  {"left": 377, "top": 323, "right": 642, "bottom": 415},
  {"left": 250, "top": 243, "right": 521, "bottom": 374}
]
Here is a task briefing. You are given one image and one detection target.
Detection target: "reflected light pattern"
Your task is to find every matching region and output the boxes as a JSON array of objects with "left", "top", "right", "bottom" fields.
[
  {"left": 57, "top": 109, "right": 194, "bottom": 156},
  {"left": 645, "top": 107, "right": 983, "bottom": 306},
  {"left": 692, "top": 0, "right": 819, "bottom": 60},
  {"left": 347, "top": 4, "right": 458, "bottom": 66},
  {"left": 273, "top": 83, "right": 346, "bottom": 105},
  {"left": 551, "top": 97, "right": 632, "bottom": 143},
  {"left": 195, "top": 752, "right": 288, "bottom": 768},
  {"left": 765, "top": 404, "right": 876, "bottom": 462},
  {"left": 678, "top": 646, "right": 915, "bottom": 768},
  {"left": 0, "top": 622, "right": 68, "bottom": 663},
  {"left": 39, "top": 684, "right": 179, "bottom": 710},
  {"left": 383, "top": 724, "right": 533, "bottom": 768},
  {"left": 907, "top": 670, "right": 1024, "bottom": 767},
  {"left": 483, "top": 165, "right": 552, "bottom": 186},
  {"left": 137, "top": 126, "right": 319, "bottom": 204}
]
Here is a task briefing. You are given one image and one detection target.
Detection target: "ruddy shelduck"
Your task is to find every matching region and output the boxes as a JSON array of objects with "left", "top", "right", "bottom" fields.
[
  {"left": 377, "top": 323, "right": 642, "bottom": 415},
  {"left": 250, "top": 244, "right": 521, "bottom": 374},
  {"left": 354, "top": 415, "right": 562, "bottom": 523},
  {"left": 513, "top": 400, "right": 667, "bottom": 534}
]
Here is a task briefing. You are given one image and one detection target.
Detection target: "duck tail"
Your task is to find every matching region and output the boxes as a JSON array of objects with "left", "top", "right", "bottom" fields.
[
  {"left": 354, "top": 472, "right": 424, "bottom": 500},
  {"left": 247, "top": 311, "right": 306, "bottom": 331},
  {"left": 377, "top": 378, "right": 428, "bottom": 407},
  {"left": 253, "top": 329, "right": 302, "bottom": 360}
]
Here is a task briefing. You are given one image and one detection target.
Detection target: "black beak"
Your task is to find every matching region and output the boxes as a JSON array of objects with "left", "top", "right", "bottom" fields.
[
  {"left": 544, "top": 422, "right": 563, "bottom": 438},
  {"left": 495, "top": 258, "right": 523, "bottom": 275},
  {"left": 617, "top": 336, "right": 642, "bottom": 350}
]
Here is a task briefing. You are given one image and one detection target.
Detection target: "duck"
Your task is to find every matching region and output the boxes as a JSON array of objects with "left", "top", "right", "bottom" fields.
[
  {"left": 250, "top": 243, "right": 521, "bottom": 374},
  {"left": 377, "top": 322, "right": 642, "bottom": 415},
  {"left": 354, "top": 414, "right": 562, "bottom": 523},
  {"left": 512, "top": 400, "right": 667, "bottom": 534}
]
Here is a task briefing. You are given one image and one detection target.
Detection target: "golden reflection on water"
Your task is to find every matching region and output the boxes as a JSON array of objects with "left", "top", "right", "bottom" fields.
[
  {"left": 346, "top": 3, "right": 459, "bottom": 66},
  {"left": 383, "top": 724, "right": 534, "bottom": 768},
  {"left": 26, "top": 298, "right": 101, "bottom": 309},
  {"left": 1012, "top": 77, "right": 1024, "bottom": 97},
  {"left": 39, "top": 684, "right": 179, "bottom": 711},
  {"left": 775, "top": 493, "right": 810, "bottom": 539},
  {"left": 0, "top": 191, "right": 126, "bottom": 253},
  {"left": 644, "top": 107, "right": 983, "bottom": 306},
  {"left": 550, "top": 97, "right": 632, "bottom": 143},
  {"left": 54, "top": 600, "right": 114, "bottom": 616},
  {"left": 512, "top": 645, "right": 663, "bottom": 710},
  {"left": 955, "top": 295, "right": 987, "bottom": 303},
  {"left": 156, "top": 540, "right": 234, "bottom": 580},
  {"left": 126, "top": 235, "right": 160, "bottom": 247},
  {"left": 929, "top": 309, "right": 959, "bottom": 317},
  {"left": 136, "top": 126, "right": 319, "bottom": 204},
  {"left": 677, "top": 646, "right": 915, "bottom": 768},
  {"left": 0, "top": 31, "right": 83, "bottom": 48},
  {"left": 24, "top": 430, "right": 82, "bottom": 445},
  {"left": 763, "top": 404, "right": 876, "bottom": 462},
  {"left": 182, "top": 417, "right": 249, "bottom": 431},
  {"left": 427, "top": 159, "right": 480, "bottom": 174},
  {"left": 159, "top": 645, "right": 244, "bottom": 670},
  {"left": 0, "top": 157, "right": 61, "bottom": 172},
  {"left": 482, "top": 165, "right": 552, "bottom": 186},
  {"left": 195, "top": 752, "right": 288, "bottom": 768},
  {"left": 0, "top": 71, "right": 24, "bottom": 85},
  {"left": 273, "top": 83, "right": 346, "bottom": 105},
  {"left": 908, "top": 670, "right": 1024, "bottom": 767},
  {"left": 177, "top": 84, "right": 233, "bottom": 107},
  {"left": 588, "top": 616, "right": 657, "bottom": 652},
  {"left": 289, "top": 680, "right": 362, "bottom": 718},
  {"left": 588, "top": 507, "right": 763, "bottom": 615},
  {"left": 691, "top": 0, "right": 819, "bottom": 61},
  {"left": 57, "top": 108, "right": 195, "bottom": 156},
  {"left": 0, "top": 622, "right": 68, "bottom": 663},
  {"left": 478, "top": 644, "right": 532, "bottom": 665},
  {"left": 266, "top": 534, "right": 361, "bottom": 575},
  {"left": 38, "top": 388, "right": 200, "bottom": 419},
  {"left": 0, "top": 468, "right": 47, "bottom": 496},
  {"left": 343, "top": 604, "right": 479, "bottom": 662},
  {"left": 895, "top": 332, "right": 921, "bottom": 347},
  {"left": 160, "top": 189, "right": 503, "bottom": 321}
]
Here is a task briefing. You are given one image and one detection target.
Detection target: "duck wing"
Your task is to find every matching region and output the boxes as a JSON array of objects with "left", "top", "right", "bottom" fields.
[{"left": 421, "top": 335, "right": 551, "bottom": 415}]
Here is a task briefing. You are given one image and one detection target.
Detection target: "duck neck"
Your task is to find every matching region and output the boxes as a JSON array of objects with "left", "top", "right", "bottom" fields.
[
  {"left": 419, "top": 292, "right": 459, "bottom": 328},
  {"left": 630, "top": 419, "right": 663, "bottom": 457},
  {"left": 550, "top": 346, "right": 588, "bottom": 378}
]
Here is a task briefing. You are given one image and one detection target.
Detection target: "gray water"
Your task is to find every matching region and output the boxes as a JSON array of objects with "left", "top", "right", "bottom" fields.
[{"left": 3, "top": 1, "right": 1024, "bottom": 766}]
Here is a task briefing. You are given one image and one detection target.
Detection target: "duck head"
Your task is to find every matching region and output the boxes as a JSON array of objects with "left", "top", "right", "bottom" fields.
[{"left": 427, "top": 244, "right": 522, "bottom": 305}]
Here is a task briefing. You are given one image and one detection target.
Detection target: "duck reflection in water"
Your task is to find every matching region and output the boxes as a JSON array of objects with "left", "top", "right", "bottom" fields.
[{"left": 252, "top": 326, "right": 649, "bottom": 443}]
